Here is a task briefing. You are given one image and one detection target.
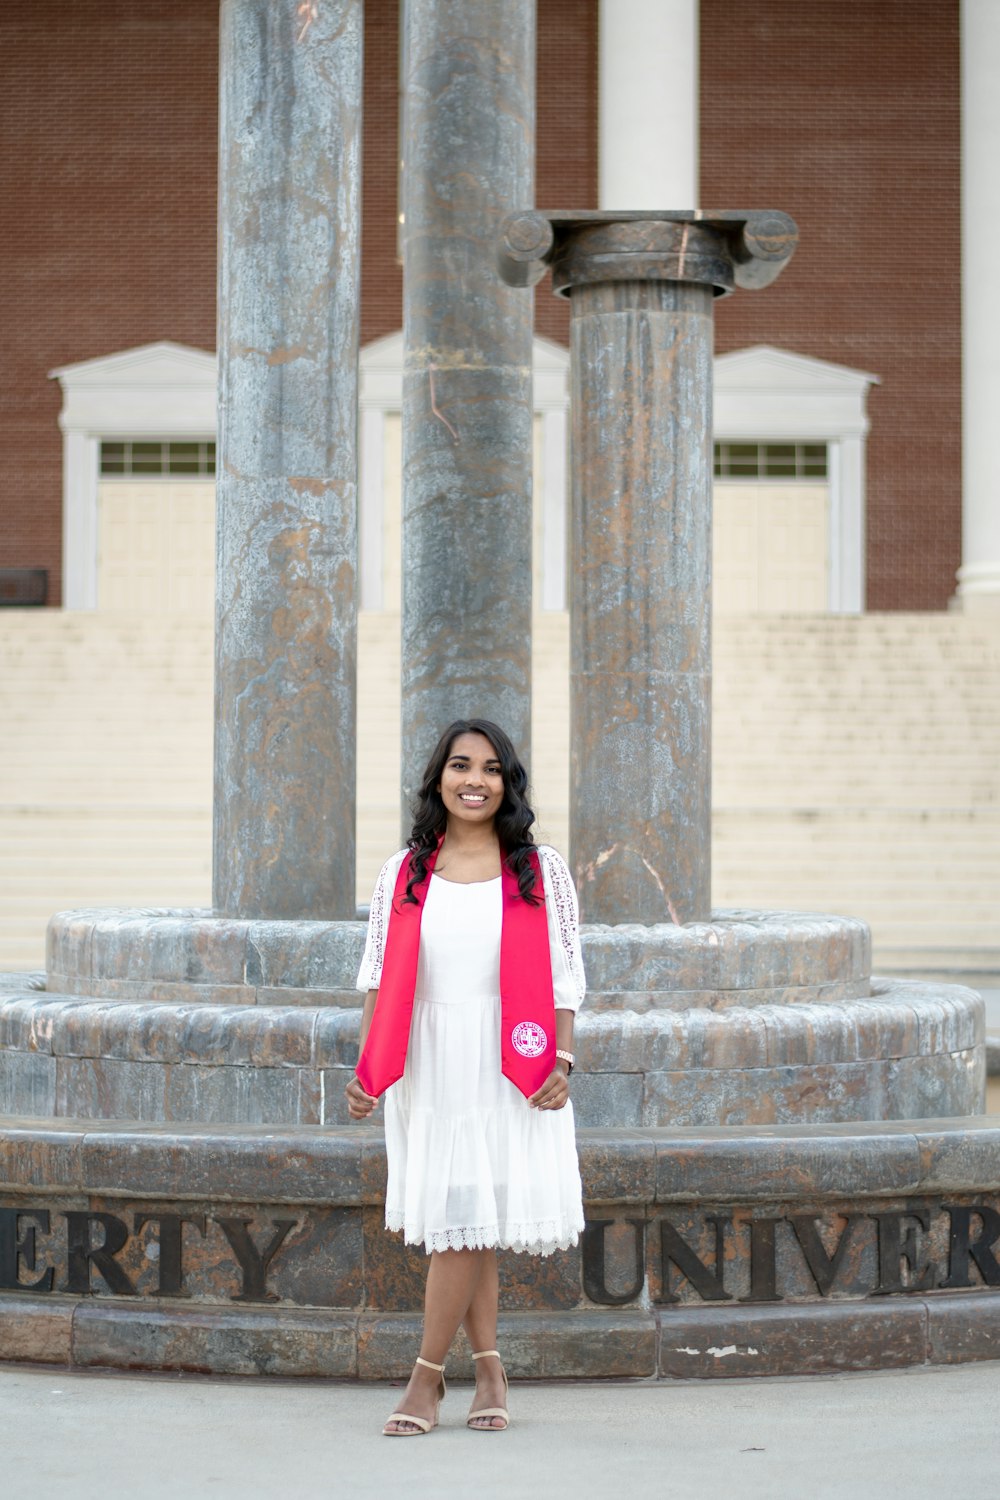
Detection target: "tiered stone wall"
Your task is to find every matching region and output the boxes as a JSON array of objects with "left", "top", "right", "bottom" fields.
[{"left": 2, "top": 1116, "right": 998, "bottom": 1379}]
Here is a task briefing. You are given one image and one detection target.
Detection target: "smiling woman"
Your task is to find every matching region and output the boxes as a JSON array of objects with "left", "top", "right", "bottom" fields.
[{"left": 345, "top": 718, "right": 585, "bottom": 1436}]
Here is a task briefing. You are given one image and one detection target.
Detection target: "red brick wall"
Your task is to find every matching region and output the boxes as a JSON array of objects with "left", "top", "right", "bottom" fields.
[
  {"left": 0, "top": 1, "right": 219, "bottom": 607},
  {"left": 0, "top": 0, "right": 958, "bottom": 610},
  {"left": 701, "top": 0, "right": 961, "bottom": 609}
]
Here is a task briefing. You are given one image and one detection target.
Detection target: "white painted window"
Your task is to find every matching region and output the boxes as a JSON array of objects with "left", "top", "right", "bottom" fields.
[
  {"left": 714, "top": 346, "right": 879, "bottom": 614},
  {"left": 50, "top": 342, "right": 217, "bottom": 610}
]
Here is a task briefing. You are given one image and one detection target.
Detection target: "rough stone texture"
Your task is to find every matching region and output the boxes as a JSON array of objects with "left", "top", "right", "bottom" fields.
[
  {"left": 46, "top": 910, "right": 367, "bottom": 1003},
  {"left": 4, "top": 1117, "right": 997, "bottom": 1207},
  {"left": 650, "top": 1124, "right": 928, "bottom": 1203},
  {"left": 214, "top": 0, "right": 362, "bottom": 918},
  {"left": 0, "top": 1295, "right": 74, "bottom": 1365},
  {"left": 46, "top": 908, "right": 869, "bottom": 1006},
  {"left": 658, "top": 1299, "right": 928, "bottom": 1379},
  {"left": 496, "top": 211, "right": 795, "bottom": 927},
  {"left": 569, "top": 1071, "right": 645, "bottom": 1127},
  {"left": 2, "top": 1118, "right": 1000, "bottom": 1378},
  {"left": 570, "top": 278, "right": 714, "bottom": 925},
  {"left": 1, "top": 976, "right": 984, "bottom": 1127},
  {"left": 0, "top": 1049, "right": 56, "bottom": 1115},
  {"left": 357, "top": 1309, "right": 658, "bottom": 1380},
  {"left": 925, "top": 1290, "right": 1000, "bottom": 1364},
  {"left": 71, "top": 1303, "right": 358, "bottom": 1378},
  {"left": 2, "top": 1289, "right": 996, "bottom": 1380},
  {"left": 581, "top": 911, "right": 872, "bottom": 1002},
  {"left": 74, "top": 1125, "right": 370, "bottom": 1206},
  {"left": 400, "top": 0, "right": 535, "bottom": 807}
]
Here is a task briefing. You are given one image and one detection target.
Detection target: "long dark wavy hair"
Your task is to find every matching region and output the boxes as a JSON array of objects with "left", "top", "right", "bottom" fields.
[{"left": 402, "top": 718, "right": 541, "bottom": 906}]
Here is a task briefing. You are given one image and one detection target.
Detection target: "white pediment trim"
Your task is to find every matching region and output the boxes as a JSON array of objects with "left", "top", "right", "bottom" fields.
[
  {"left": 716, "top": 344, "right": 879, "bottom": 389},
  {"left": 715, "top": 344, "right": 879, "bottom": 441},
  {"left": 49, "top": 342, "right": 217, "bottom": 436}
]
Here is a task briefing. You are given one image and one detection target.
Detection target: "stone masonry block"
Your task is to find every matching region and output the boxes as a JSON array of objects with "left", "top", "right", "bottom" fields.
[
  {"left": 0, "top": 1050, "right": 56, "bottom": 1115},
  {"left": 925, "top": 1289, "right": 1000, "bottom": 1364},
  {"left": 653, "top": 1124, "right": 924, "bottom": 1203},
  {"left": 658, "top": 1298, "right": 927, "bottom": 1378},
  {"left": 570, "top": 1071, "right": 643, "bottom": 1127},
  {"left": 245, "top": 920, "right": 367, "bottom": 991},
  {"left": 71, "top": 1301, "right": 358, "bottom": 1377},
  {"left": 0, "top": 1293, "right": 74, "bottom": 1364}
]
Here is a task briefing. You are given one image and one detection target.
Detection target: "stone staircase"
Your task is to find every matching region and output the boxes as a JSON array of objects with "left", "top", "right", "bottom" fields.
[
  {"left": 0, "top": 613, "right": 214, "bottom": 971},
  {"left": 713, "top": 614, "right": 1000, "bottom": 976},
  {"left": 1, "top": 608, "right": 998, "bottom": 975}
]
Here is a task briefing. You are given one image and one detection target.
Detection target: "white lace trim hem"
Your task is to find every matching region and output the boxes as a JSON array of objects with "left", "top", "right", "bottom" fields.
[{"left": 384, "top": 1210, "right": 582, "bottom": 1257}]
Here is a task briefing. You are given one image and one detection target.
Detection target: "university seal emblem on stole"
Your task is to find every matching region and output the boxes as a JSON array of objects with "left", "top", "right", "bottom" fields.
[{"left": 511, "top": 1019, "right": 547, "bottom": 1058}]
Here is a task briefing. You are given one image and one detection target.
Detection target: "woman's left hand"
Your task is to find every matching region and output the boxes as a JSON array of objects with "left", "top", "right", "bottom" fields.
[{"left": 529, "top": 1065, "right": 570, "bottom": 1111}]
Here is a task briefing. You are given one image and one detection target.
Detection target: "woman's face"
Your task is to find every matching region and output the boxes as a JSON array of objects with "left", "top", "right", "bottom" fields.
[{"left": 437, "top": 732, "right": 504, "bottom": 827}]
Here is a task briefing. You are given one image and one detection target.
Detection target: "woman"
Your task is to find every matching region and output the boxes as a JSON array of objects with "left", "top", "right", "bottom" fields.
[{"left": 346, "top": 718, "right": 585, "bottom": 1436}]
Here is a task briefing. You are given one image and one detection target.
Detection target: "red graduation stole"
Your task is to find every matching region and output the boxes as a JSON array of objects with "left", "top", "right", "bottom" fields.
[{"left": 355, "top": 842, "right": 556, "bottom": 1101}]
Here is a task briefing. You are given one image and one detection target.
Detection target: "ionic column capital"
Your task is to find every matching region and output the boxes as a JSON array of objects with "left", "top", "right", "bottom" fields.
[{"left": 497, "top": 210, "right": 798, "bottom": 296}]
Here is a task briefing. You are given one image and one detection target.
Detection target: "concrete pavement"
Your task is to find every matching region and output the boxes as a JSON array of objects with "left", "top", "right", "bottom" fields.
[{"left": 3, "top": 1359, "right": 999, "bottom": 1499}]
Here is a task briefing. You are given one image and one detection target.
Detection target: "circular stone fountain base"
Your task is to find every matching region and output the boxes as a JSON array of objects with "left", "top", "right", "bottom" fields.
[
  {"left": 0, "top": 1109, "right": 999, "bottom": 1380},
  {"left": 13, "top": 908, "right": 983, "bottom": 1127},
  {"left": 0, "top": 909, "right": 996, "bottom": 1380}
]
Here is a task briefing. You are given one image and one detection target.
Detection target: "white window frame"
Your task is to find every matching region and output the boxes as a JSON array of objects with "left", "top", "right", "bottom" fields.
[
  {"left": 49, "top": 342, "right": 217, "bottom": 610},
  {"left": 51, "top": 339, "right": 874, "bottom": 616},
  {"left": 714, "top": 345, "right": 879, "bottom": 613}
]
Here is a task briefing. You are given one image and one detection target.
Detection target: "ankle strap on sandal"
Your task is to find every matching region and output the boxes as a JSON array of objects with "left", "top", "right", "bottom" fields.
[
  {"left": 415, "top": 1356, "right": 446, "bottom": 1372},
  {"left": 471, "top": 1349, "right": 500, "bottom": 1360}
]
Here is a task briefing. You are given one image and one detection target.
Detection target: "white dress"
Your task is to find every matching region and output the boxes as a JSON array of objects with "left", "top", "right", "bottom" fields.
[{"left": 356, "top": 844, "right": 586, "bottom": 1256}]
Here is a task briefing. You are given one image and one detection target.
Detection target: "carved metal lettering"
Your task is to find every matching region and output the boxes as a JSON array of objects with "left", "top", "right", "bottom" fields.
[
  {"left": 940, "top": 1205, "right": 1000, "bottom": 1289},
  {"left": 63, "top": 1211, "right": 136, "bottom": 1295},
  {"left": 133, "top": 1213, "right": 207, "bottom": 1297},
  {"left": 0, "top": 1208, "right": 53, "bottom": 1293},
  {"left": 657, "top": 1216, "right": 733, "bottom": 1304},
  {"left": 871, "top": 1211, "right": 933, "bottom": 1294},
  {"left": 789, "top": 1214, "right": 864, "bottom": 1296},
  {"left": 215, "top": 1216, "right": 297, "bottom": 1303},
  {"left": 582, "top": 1217, "right": 646, "bottom": 1305},
  {"left": 740, "top": 1217, "right": 782, "bottom": 1303}
]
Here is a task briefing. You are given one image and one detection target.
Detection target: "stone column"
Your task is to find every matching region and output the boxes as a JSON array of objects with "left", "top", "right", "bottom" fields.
[
  {"left": 498, "top": 211, "right": 796, "bottom": 924},
  {"left": 214, "top": 0, "right": 362, "bottom": 918},
  {"left": 957, "top": 0, "right": 1000, "bottom": 611},
  {"left": 400, "top": 0, "right": 535, "bottom": 809},
  {"left": 599, "top": 0, "right": 698, "bottom": 210}
]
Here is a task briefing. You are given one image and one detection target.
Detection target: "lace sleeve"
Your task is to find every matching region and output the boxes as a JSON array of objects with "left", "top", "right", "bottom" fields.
[
  {"left": 355, "top": 850, "right": 407, "bottom": 992},
  {"left": 539, "top": 846, "right": 586, "bottom": 1012}
]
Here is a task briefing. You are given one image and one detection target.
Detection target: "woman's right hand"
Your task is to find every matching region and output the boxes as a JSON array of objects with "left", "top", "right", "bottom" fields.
[{"left": 345, "top": 1075, "right": 379, "bottom": 1119}]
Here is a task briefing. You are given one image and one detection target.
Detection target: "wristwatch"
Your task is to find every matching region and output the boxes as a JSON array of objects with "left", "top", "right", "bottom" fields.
[{"left": 555, "top": 1049, "right": 575, "bottom": 1075}]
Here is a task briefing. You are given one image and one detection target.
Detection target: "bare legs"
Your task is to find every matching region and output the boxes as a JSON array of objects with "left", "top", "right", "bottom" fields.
[
  {"left": 462, "top": 1252, "right": 507, "bottom": 1429},
  {"left": 383, "top": 1247, "right": 507, "bottom": 1434}
]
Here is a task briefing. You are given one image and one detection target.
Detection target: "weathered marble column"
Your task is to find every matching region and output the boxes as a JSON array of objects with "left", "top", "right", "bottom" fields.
[
  {"left": 214, "top": 0, "right": 362, "bottom": 918},
  {"left": 498, "top": 211, "right": 796, "bottom": 924},
  {"left": 400, "top": 0, "right": 535, "bottom": 810}
]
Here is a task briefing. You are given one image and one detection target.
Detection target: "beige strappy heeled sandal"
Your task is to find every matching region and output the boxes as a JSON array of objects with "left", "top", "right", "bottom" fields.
[
  {"left": 467, "top": 1349, "right": 510, "bottom": 1431},
  {"left": 383, "top": 1356, "right": 447, "bottom": 1436}
]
